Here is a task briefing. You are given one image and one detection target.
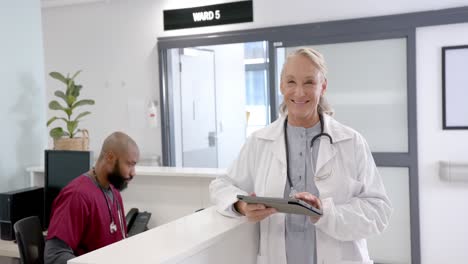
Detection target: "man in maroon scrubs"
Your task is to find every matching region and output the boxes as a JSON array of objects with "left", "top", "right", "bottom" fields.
[{"left": 45, "top": 131, "right": 140, "bottom": 264}]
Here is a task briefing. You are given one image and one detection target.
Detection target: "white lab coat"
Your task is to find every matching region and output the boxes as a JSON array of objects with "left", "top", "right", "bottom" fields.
[{"left": 209, "top": 114, "right": 392, "bottom": 264}]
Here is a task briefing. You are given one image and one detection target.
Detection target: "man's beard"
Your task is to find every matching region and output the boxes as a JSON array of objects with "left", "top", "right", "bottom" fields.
[{"left": 108, "top": 160, "right": 129, "bottom": 191}]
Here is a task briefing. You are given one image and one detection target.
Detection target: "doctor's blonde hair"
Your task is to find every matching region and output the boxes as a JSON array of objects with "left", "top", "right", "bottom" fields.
[{"left": 279, "top": 47, "right": 334, "bottom": 116}]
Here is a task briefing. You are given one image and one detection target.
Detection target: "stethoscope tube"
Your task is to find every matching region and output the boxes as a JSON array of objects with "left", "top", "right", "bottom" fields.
[
  {"left": 92, "top": 170, "right": 126, "bottom": 239},
  {"left": 284, "top": 114, "right": 333, "bottom": 194},
  {"left": 310, "top": 114, "right": 333, "bottom": 147}
]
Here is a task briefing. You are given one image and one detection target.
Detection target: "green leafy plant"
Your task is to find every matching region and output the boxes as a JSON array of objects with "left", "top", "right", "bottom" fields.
[{"left": 46, "top": 70, "right": 95, "bottom": 139}]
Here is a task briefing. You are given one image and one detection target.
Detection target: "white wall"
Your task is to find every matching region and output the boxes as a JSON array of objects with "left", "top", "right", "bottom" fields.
[
  {"left": 0, "top": 0, "right": 46, "bottom": 192},
  {"left": 417, "top": 22, "right": 468, "bottom": 264},
  {"left": 42, "top": 0, "right": 161, "bottom": 160}
]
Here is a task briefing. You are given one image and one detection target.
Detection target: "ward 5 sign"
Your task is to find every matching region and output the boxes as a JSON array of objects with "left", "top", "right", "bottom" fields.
[
  {"left": 193, "top": 10, "right": 221, "bottom": 22},
  {"left": 163, "top": 1, "right": 253, "bottom": 30}
]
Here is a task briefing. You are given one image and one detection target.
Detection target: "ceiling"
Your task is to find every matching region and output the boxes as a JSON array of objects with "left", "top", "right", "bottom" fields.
[{"left": 41, "top": 0, "right": 109, "bottom": 8}]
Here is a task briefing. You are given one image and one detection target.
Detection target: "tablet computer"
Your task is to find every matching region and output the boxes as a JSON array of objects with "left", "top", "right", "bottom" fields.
[{"left": 237, "top": 195, "right": 322, "bottom": 217}]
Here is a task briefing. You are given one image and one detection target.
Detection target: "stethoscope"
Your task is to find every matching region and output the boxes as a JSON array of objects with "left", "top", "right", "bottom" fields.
[
  {"left": 284, "top": 113, "right": 333, "bottom": 197},
  {"left": 93, "top": 169, "right": 126, "bottom": 239},
  {"left": 99, "top": 187, "right": 126, "bottom": 238}
]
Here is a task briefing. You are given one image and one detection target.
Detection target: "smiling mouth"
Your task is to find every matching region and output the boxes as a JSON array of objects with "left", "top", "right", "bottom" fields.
[{"left": 291, "top": 99, "right": 310, "bottom": 104}]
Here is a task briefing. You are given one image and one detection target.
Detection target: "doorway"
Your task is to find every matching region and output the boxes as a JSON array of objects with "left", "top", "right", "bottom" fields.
[
  {"left": 179, "top": 48, "right": 218, "bottom": 168},
  {"left": 165, "top": 41, "right": 270, "bottom": 168}
]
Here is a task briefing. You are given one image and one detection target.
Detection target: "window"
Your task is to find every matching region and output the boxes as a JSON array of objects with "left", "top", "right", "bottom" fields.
[{"left": 244, "top": 41, "right": 269, "bottom": 136}]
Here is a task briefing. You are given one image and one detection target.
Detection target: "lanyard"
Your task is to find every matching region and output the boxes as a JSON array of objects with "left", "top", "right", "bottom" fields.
[
  {"left": 283, "top": 114, "right": 333, "bottom": 196},
  {"left": 93, "top": 170, "right": 126, "bottom": 239}
]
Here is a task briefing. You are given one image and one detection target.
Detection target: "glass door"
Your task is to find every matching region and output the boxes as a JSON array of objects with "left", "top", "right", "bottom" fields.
[
  {"left": 164, "top": 41, "right": 270, "bottom": 168},
  {"left": 179, "top": 48, "right": 218, "bottom": 168}
]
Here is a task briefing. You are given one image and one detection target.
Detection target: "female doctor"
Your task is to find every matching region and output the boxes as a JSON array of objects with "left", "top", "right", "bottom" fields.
[{"left": 209, "top": 47, "right": 392, "bottom": 264}]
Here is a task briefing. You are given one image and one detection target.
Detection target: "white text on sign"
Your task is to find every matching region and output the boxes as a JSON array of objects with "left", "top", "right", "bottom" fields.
[{"left": 192, "top": 10, "right": 221, "bottom": 22}]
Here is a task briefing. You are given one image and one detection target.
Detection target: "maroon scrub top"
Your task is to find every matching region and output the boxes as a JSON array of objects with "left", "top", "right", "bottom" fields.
[{"left": 47, "top": 175, "right": 127, "bottom": 256}]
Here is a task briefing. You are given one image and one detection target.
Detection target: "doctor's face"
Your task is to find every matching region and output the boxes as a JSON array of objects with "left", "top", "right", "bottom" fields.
[{"left": 280, "top": 54, "right": 327, "bottom": 127}]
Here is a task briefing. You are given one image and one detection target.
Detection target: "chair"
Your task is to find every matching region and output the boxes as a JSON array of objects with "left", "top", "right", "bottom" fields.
[{"left": 13, "top": 216, "right": 44, "bottom": 264}]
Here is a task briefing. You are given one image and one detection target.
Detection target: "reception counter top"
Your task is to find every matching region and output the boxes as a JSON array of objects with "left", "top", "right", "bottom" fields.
[
  {"left": 27, "top": 165, "right": 226, "bottom": 181},
  {"left": 68, "top": 206, "right": 257, "bottom": 264}
]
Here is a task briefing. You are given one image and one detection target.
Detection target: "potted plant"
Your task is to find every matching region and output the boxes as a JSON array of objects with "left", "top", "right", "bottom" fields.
[{"left": 46, "top": 70, "right": 95, "bottom": 150}]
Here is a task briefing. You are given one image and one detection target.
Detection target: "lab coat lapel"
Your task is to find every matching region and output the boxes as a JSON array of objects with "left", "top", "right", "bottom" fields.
[
  {"left": 257, "top": 116, "right": 287, "bottom": 168},
  {"left": 257, "top": 116, "right": 287, "bottom": 197},
  {"left": 314, "top": 114, "right": 353, "bottom": 175},
  {"left": 269, "top": 135, "right": 287, "bottom": 197},
  {"left": 315, "top": 137, "right": 336, "bottom": 175},
  {"left": 315, "top": 114, "right": 337, "bottom": 175},
  {"left": 271, "top": 131, "right": 286, "bottom": 167}
]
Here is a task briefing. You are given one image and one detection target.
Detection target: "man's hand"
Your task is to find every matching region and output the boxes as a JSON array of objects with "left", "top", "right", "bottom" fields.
[
  {"left": 234, "top": 193, "right": 276, "bottom": 222},
  {"left": 294, "top": 192, "right": 322, "bottom": 224}
]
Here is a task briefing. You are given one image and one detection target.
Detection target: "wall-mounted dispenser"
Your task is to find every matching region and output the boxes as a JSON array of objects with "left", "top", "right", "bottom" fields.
[
  {"left": 147, "top": 100, "right": 158, "bottom": 128},
  {"left": 439, "top": 161, "right": 468, "bottom": 181}
]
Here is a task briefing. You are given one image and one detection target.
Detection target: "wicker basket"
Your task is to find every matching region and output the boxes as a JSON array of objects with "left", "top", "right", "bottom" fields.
[{"left": 53, "top": 129, "right": 89, "bottom": 151}]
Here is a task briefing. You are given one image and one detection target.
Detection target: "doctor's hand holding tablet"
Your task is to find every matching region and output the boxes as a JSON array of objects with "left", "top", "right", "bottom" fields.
[
  {"left": 234, "top": 193, "right": 277, "bottom": 222},
  {"left": 235, "top": 192, "right": 323, "bottom": 223}
]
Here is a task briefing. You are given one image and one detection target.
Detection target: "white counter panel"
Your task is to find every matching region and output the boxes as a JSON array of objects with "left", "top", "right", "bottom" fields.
[{"left": 68, "top": 207, "right": 258, "bottom": 264}]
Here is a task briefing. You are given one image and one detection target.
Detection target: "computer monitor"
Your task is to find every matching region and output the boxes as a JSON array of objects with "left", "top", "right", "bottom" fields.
[{"left": 44, "top": 150, "right": 93, "bottom": 228}]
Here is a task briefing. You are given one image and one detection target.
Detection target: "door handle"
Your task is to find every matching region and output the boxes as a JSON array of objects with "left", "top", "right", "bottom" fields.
[{"left": 208, "top": 131, "right": 217, "bottom": 147}]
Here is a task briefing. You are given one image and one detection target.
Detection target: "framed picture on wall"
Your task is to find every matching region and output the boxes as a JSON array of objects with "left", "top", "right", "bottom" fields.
[{"left": 442, "top": 45, "right": 468, "bottom": 129}]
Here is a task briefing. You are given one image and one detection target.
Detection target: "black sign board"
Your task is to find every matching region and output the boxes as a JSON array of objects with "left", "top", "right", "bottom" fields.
[{"left": 163, "top": 1, "right": 253, "bottom": 30}]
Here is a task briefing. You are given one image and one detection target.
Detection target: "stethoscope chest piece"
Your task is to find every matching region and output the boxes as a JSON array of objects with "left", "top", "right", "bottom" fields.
[{"left": 110, "top": 222, "right": 117, "bottom": 234}]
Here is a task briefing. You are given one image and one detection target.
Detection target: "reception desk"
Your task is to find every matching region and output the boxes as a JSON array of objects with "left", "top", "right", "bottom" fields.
[
  {"left": 0, "top": 166, "right": 228, "bottom": 260},
  {"left": 26, "top": 166, "right": 226, "bottom": 227},
  {"left": 20, "top": 166, "right": 407, "bottom": 263},
  {"left": 68, "top": 206, "right": 258, "bottom": 264}
]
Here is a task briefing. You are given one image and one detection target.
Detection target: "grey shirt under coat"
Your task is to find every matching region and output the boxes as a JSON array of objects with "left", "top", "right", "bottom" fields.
[{"left": 284, "top": 122, "right": 321, "bottom": 264}]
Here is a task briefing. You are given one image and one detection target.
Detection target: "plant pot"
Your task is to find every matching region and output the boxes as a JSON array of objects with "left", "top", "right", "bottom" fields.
[{"left": 53, "top": 130, "right": 89, "bottom": 151}]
